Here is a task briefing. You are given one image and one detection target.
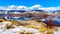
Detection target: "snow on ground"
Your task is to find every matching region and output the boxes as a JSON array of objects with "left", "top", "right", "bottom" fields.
[
  {"left": 0, "top": 26, "right": 41, "bottom": 34},
  {"left": 0, "top": 21, "right": 41, "bottom": 34},
  {"left": 0, "top": 20, "right": 60, "bottom": 34}
]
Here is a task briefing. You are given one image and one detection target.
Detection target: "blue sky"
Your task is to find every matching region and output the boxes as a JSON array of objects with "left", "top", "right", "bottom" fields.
[{"left": 0, "top": 0, "right": 60, "bottom": 7}]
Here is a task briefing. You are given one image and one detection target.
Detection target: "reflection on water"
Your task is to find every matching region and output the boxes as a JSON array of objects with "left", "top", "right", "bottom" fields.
[{"left": 7, "top": 17, "right": 32, "bottom": 20}]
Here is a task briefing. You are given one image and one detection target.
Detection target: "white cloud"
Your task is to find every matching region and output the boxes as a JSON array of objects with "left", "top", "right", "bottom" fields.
[
  {"left": 0, "top": 5, "right": 60, "bottom": 12},
  {"left": 0, "top": 6, "right": 7, "bottom": 10},
  {"left": 7, "top": 5, "right": 17, "bottom": 10},
  {"left": 17, "top": 6, "right": 27, "bottom": 9},
  {"left": 17, "top": 6, "right": 30, "bottom": 11},
  {"left": 6, "top": 5, "right": 29, "bottom": 10},
  {"left": 30, "top": 5, "right": 41, "bottom": 10},
  {"left": 39, "top": 7, "right": 60, "bottom": 12},
  {"left": 46, "top": 7, "right": 60, "bottom": 11}
]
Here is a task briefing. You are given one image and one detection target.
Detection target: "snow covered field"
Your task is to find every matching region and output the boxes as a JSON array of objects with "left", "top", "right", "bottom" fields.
[{"left": 0, "top": 26, "right": 40, "bottom": 34}]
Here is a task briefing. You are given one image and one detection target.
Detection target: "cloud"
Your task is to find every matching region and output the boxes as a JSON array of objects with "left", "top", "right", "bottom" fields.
[
  {"left": 30, "top": 5, "right": 41, "bottom": 10},
  {"left": 0, "top": 6, "right": 7, "bottom": 10},
  {"left": 0, "top": 5, "right": 60, "bottom": 12},
  {"left": 0, "top": 5, "right": 41, "bottom": 10},
  {"left": 7, "top": 5, "right": 17, "bottom": 10},
  {"left": 38, "top": 7, "right": 60, "bottom": 12},
  {"left": 7, "top": 5, "right": 29, "bottom": 10}
]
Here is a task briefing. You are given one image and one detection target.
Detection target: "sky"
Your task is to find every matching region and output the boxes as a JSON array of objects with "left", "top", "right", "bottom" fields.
[
  {"left": 0, "top": 0, "right": 60, "bottom": 11},
  {"left": 0, "top": 0, "right": 60, "bottom": 7}
]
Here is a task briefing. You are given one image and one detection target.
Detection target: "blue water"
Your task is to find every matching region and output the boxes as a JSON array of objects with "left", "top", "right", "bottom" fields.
[
  {"left": 42, "top": 18, "right": 60, "bottom": 26},
  {"left": 53, "top": 18, "right": 60, "bottom": 26}
]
